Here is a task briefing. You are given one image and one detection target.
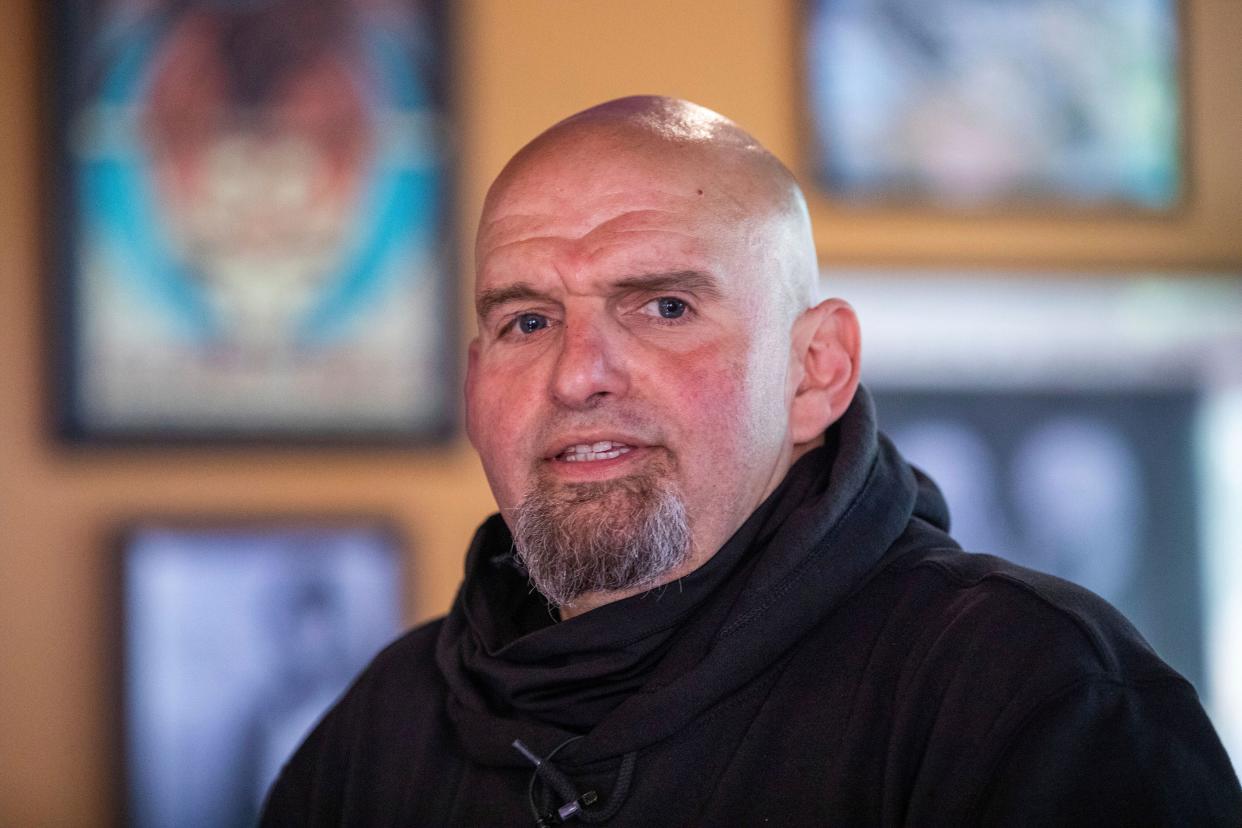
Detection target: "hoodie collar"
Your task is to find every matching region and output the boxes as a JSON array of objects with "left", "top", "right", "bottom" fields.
[{"left": 436, "top": 387, "right": 944, "bottom": 765}]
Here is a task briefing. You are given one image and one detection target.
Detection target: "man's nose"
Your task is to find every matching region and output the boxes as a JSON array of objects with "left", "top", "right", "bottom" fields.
[{"left": 549, "top": 318, "right": 629, "bottom": 409}]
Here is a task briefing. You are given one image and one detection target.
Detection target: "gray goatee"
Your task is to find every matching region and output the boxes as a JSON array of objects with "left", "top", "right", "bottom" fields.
[{"left": 511, "top": 466, "right": 691, "bottom": 609}]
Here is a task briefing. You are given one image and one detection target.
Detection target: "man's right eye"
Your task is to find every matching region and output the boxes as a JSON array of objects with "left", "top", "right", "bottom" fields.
[{"left": 510, "top": 313, "right": 548, "bottom": 335}]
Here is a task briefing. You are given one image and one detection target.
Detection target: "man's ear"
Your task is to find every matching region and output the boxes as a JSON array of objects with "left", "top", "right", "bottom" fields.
[
  {"left": 464, "top": 338, "right": 479, "bottom": 394},
  {"left": 788, "top": 298, "right": 861, "bottom": 444},
  {"left": 463, "top": 337, "right": 481, "bottom": 445}
]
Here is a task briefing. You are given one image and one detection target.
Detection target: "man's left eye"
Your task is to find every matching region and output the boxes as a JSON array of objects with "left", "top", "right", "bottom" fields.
[{"left": 653, "top": 297, "right": 687, "bottom": 319}]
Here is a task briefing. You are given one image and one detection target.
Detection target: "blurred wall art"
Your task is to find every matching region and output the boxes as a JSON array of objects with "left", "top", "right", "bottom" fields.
[
  {"left": 119, "top": 520, "right": 404, "bottom": 828},
  {"left": 803, "top": 0, "right": 1182, "bottom": 209},
  {"left": 53, "top": 0, "right": 454, "bottom": 441}
]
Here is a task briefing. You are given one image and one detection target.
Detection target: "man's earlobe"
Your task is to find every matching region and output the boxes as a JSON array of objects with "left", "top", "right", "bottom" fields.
[
  {"left": 465, "top": 337, "right": 478, "bottom": 377},
  {"left": 789, "top": 299, "right": 861, "bottom": 444}
]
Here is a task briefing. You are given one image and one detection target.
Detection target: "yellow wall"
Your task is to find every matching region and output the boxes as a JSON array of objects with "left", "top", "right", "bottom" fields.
[{"left": 1, "top": 0, "right": 1239, "bottom": 823}]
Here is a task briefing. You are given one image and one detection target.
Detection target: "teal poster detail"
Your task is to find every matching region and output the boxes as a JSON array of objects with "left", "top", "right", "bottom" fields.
[{"left": 64, "top": 0, "right": 452, "bottom": 439}]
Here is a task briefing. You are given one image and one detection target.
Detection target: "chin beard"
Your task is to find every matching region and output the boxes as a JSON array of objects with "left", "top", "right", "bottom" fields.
[{"left": 510, "top": 465, "right": 692, "bottom": 609}]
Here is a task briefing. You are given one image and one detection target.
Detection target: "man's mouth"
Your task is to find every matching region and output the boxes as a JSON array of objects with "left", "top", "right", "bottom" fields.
[{"left": 556, "top": 441, "right": 634, "bottom": 462}]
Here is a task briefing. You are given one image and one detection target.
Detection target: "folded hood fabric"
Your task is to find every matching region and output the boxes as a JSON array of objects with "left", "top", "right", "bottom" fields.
[{"left": 436, "top": 387, "right": 940, "bottom": 770}]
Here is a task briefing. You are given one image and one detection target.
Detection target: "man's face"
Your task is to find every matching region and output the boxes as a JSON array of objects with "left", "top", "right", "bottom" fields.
[{"left": 466, "top": 139, "right": 800, "bottom": 605}]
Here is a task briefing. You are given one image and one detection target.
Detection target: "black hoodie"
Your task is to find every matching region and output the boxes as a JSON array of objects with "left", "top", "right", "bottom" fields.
[{"left": 262, "top": 390, "right": 1241, "bottom": 826}]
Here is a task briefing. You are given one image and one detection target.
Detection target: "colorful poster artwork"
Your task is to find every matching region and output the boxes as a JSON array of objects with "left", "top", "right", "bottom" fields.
[{"left": 61, "top": 0, "right": 452, "bottom": 439}]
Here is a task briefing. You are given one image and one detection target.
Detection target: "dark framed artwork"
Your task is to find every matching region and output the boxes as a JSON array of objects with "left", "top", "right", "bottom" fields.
[
  {"left": 802, "top": 0, "right": 1183, "bottom": 210},
  {"left": 118, "top": 519, "right": 405, "bottom": 828},
  {"left": 49, "top": 1, "right": 455, "bottom": 442}
]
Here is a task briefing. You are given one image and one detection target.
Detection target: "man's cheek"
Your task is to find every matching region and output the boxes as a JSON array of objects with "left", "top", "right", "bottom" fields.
[
  {"left": 480, "top": 446, "right": 526, "bottom": 515},
  {"left": 666, "top": 347, "right": 751, "bottom": 420},
  {"left": 472, "top": 370, "right": 530, "bottom": 430}
]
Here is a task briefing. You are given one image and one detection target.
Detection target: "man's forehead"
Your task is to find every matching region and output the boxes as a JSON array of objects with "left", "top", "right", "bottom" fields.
[
  {"left": 477, "top": 193, "right": 717, "bottom": 267},
  {"left": 473, "top": 269, "right": 727, "bottom": 320},
  {"left": 476, "top": 139, "right": 747, "bottom": 263},
  {"left": 481, "top": 95, "right": 801, "bottom": 225},
  {"left": 483, "top": 109, "right": 785, "bottom": 212},
  {"left": 473, "top": 97, "right": 817, "bottom": 316},
  {"left": 475, "top": 143, "right": 770, "bottom": 271},
  {"left": 473, "top": 217, "right": 730, "bottom": 305},
  {"left": 474, "top": 188, "right": 755, "bottom": 305},
  {"left": 487, "top": 144, "right": 712, "bottom": 215}
]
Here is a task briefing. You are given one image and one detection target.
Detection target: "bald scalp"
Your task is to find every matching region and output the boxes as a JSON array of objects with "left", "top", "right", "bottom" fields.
[{"left": 480, "top": 96, "right": 818, "bottom": 316}]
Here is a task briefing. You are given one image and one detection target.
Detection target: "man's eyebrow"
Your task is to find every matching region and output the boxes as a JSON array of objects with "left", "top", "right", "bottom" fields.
[
  {"left": 613, "top": 270, "right": 724, "bottom": 300},
  {"left": 475, "top": 282, "right": 550, "bottom": 319},
  {"left": 475, "top": 271, "right": 723, "bottom": 319}
]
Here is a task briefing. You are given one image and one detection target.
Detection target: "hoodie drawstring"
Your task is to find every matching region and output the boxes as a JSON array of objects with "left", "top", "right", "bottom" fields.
[{"left": 512, "top": 737, "right": 637, "bottom": 825}]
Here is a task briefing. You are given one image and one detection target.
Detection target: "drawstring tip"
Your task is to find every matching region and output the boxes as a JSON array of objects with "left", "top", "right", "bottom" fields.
[
  {"left": 512, "top": 738, "right": 543, "bottom": 768},
  {"left": 557, "top": 790, "right": 598, "bottom": 821},
  {"left": 514, "top": 735, "right": 614, "bottom": 824}
]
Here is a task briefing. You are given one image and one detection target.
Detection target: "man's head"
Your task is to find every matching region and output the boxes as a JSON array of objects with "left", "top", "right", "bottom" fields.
[{"left": 466, "top": 96, "right": 860, "bottom": 615}]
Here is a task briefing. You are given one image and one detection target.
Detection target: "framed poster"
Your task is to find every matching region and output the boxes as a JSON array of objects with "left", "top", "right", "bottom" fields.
[
  {"left": 50, "top": 1, "right": 455, "bottom": 442},
  {"left": 118, "top": 520, "right": 405, "bottom": 828},
  {"left": 802, "top": 0, "right": 1183, "bottom": 210}
]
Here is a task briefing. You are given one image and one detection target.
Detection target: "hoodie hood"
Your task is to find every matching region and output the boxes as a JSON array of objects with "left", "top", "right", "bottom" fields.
[{"left": 435, "top": 387, "right": 949, "bottom": 768}]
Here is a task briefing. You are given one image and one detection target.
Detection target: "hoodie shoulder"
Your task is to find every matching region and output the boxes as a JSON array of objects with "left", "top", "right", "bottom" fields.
[
  {"left": 808, "top": 545, "right": 1241, "bottom": 824},
  {"left": 888, "top": 546, "right": 1175, "bottom": 683},
  {"left": 260, "top": 618, "right": 451, "bottom": 826}
]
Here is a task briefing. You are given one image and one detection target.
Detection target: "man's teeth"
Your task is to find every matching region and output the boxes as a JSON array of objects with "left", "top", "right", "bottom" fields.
[{"left": 559, "top": 441, "right": 633, "bottom": 462}]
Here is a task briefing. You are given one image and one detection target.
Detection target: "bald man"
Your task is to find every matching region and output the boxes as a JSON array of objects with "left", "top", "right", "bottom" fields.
[{"left": 262, "top": 98, "right": 1240, "bottom": 826}]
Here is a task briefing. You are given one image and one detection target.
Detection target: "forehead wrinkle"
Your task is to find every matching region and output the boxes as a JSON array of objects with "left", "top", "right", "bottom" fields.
[
  {"left": 484, "top": 198, "right": 693, "bottom": 242},
  {"left": 478, "top": 206, "right": 710, "bottom": 279},
  {"left": 479, "top": 233, "right": 569, "bottom": 261}
]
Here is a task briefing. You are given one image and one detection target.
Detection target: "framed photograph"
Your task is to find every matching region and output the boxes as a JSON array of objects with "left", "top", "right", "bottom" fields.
[
  {"left": 118, "top": 520, "right": 405, "bottom": 828},
  {"left": 50, "top": 1, "right": 455, "bottom": 442},
  {"left": 802, "top": 0, "right": 1183, "bottom": 210}
]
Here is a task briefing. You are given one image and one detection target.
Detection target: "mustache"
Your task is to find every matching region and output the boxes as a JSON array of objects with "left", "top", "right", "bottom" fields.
[{"left": 535, "top": 409, "right": 664, "bottom": 448}]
